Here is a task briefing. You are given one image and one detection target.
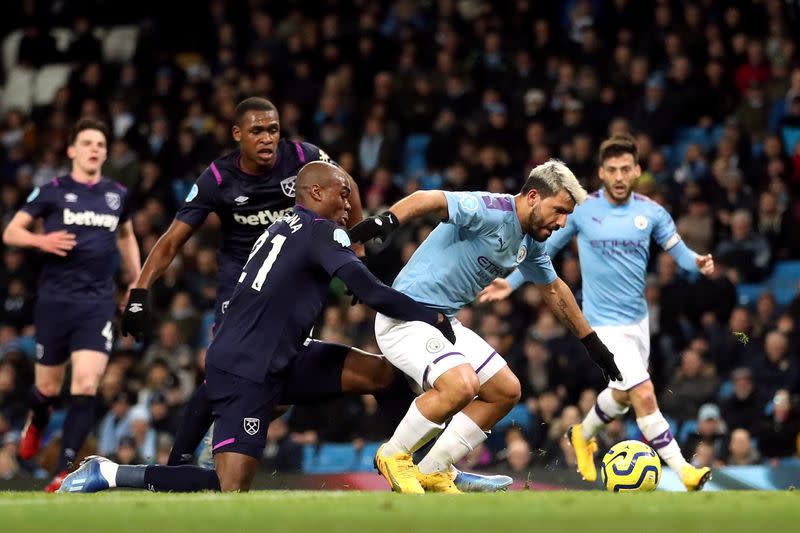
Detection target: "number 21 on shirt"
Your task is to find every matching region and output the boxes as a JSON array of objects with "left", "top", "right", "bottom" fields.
[{"left": 239, "top": 231, "right": 287, "bottom": 291}]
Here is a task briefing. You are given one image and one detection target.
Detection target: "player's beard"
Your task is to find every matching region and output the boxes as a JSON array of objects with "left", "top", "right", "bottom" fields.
[
  {"left": 608, "top": 182, "right": 632, "bottom": 203},
  {"left": 528, "top": 204, "right": 550, "bottom": 242}
]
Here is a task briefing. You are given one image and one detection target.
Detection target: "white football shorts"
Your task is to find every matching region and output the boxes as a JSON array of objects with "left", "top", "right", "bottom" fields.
[{"left": 374, "top": 313, "right": 507, "bottom": 391}]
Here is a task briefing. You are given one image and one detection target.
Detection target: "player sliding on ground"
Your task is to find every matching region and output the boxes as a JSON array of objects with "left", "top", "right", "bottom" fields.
[
  {"left": 349, "top": 159, "right": 622, "bottom": 493},
  {"left": 59, "top": 162, "right": 457, "bottom": 493},
  {"left": 479, "top": 135, "right": 714, "bottom": 491}
]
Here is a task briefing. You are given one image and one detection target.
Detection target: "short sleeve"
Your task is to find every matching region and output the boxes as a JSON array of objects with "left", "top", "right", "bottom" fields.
[
  {"left": 651, "top": 204, "right": 680, "bottom": 250},
  {"left": 298, "top": 141, "right": 336, "bottom": 166},
  {"left": 518, "top": 237, "right": 558, "bottom": 285},
  {"left": 117, "top": 185, "right": 131, "bottom": 223},
  {"left": 312, "top": 221, "right": 360, "bottom": 276},
  {"left": 175, "top": 169, "right": 220, "bottom": 229},
  {"left": 443, "top": 191, "right": 505, "bottom": 234},
  {"left": 20, "top": 185, "right": 54, "bottom": 219}
]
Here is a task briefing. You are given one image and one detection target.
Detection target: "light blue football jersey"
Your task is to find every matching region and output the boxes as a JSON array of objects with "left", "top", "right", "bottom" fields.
[
  {"left": 393, "top": 191, "right": 557, "bottom": 316},
  {"left": 543, "top": 190, "right": 693, "bottom": 327}
]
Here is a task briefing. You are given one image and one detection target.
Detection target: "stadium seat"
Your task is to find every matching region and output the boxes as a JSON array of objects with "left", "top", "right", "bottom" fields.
[
  {"left": 50, "top": 27, "right": 74, "bottom": 53},
  {"left": 678, "top": 420, "right": 698, "bottom": 444},
  {"left": 403, "top": 133, "right": 431, "bottom": 177},
  {"left": 102, "top": 25, "right": 140, "bottom": 63},
  {"left": 33, "top": 63, "right": 72, "bottom": 106},
  {"left": 301, "top": 444, "right": 317, "bottom": 473},
  {"left": 736, "top": 283, "right": 765, "bottom": 306},
  {"left": 309, "top": 443, "right": 358, "bottom": 473},
  {"left": 2, "top": 66, "right": 35, "bottom": 113},
  {"left": 354, "top": 441, "right": 382, "bottom": 472},
  {"left": 494, "top": 403, "right": 532, "bottom": 433},
  {"left": 2, "top": 28, "right": 23, "bottom": 73}
]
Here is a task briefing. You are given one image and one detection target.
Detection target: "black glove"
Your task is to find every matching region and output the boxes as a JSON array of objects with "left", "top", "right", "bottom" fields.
[
  {"left": 121, "top": 288, "right": 151, "bottom": 342},
  {"left": 581, "top": 331, "right": 623, "bottom": 382},
  {"left": 348, "top": 211, "right": 399, "bottom": 244},
  {"left": 434, "top": 313, "right": 457, "bottom": 345}
]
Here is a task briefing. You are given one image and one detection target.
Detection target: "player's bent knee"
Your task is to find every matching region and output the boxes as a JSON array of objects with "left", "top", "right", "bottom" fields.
[
  {"left": 437, "top": 367, "right": 480, "bottom": 408},
  {"left": 498, "top": 373, "right": 522, "bottom": 407},
  {"left": 70, "top": 376, "right": 101, "bottom": 396},
  {"left": 630, "top": 386, "right": 657, "bottom": 412},
  {"left": 35, "top": 381, "right": 62, "bottom": 398}
]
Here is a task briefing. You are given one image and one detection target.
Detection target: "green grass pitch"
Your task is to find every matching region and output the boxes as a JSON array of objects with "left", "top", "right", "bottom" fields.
[{"left": 1, "top": 490, "right": 798, "bottom": 533}]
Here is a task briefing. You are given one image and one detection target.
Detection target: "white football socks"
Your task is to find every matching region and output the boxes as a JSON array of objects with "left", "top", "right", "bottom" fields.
[
  {"left": 581, "top": 388, "right": 629, "bottom": 439},
  {"left": 381, "top": 399, "right": 445, "bottom": 456},
  {"left": 417, "top": 412, "right": 486, "bottom": 474},
  {"left": 637, "top": 410, "right": 687, "bottom": 471}
]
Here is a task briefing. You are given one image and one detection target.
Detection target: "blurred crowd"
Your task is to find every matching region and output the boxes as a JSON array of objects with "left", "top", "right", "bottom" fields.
[{"left": 2, "top": 0, "right": 800, "bottom": 480}]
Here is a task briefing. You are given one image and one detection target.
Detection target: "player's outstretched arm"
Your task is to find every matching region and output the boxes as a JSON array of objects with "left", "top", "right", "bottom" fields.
[
  {"left": 349, "top": 190, "right": 448, "bottom": 244},
  {"left": 121, "top": 219, "right": 194, "bottom": 340},
  {"left": 2, "top": 211, "right": 77, "bottom": 256},
  {"left": 337, "top": 260, "right": 456, "bottom": 343},
  {"left": 116, "top": 221, "right": 141, "bottom": 288},
  {"left": 540, "top": 277, "right": 623, "bottom": 382}
]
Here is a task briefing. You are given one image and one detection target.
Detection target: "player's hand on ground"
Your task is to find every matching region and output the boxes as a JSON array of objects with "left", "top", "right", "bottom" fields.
[
  {"left": 696, "top": 254, "right": 714, "bottom": 276},
  {"left": 580, "top": 331, "right": 623, "bottom": 382},
  {"left": 434, "top": 312, "right": 457, "bottom": 344},
  {"left": 348, "top": 211, "right": 399, "bottom": 244},
  {"left": 121, "top": 288, "right": 151, "bottom": 341},
  {"left": 477, "top": 278, "right": 512, "bottom": 303},
  {"left": 36, "top": 230, "right": 76, "bottom": 256}
]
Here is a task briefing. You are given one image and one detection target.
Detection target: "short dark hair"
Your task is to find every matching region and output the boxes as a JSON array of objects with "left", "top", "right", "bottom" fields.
[
  {"left": 598, "top": 134, "right": 638, "bottom": 165},
  {"left": 68, "top": 118, "right": 109, "bottom": 146},
  {"left": 235, "top": 97, "right": 278, "bottom": 124}
]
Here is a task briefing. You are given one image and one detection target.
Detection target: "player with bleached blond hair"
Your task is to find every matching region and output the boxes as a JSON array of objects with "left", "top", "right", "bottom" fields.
[{"left": 350, "top": 159, "right": 622, "bottom": 493}]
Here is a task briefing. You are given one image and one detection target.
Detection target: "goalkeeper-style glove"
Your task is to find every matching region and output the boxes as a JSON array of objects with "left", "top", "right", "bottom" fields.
[
  {"left": 121, "top": 288, "right": 151, "bottom": 342},
  {"left": 348, "top": 211, "right": 399, "bottom": 244},
  {"left": 581, "top": 332, "right": 623, "bottom": 382}
]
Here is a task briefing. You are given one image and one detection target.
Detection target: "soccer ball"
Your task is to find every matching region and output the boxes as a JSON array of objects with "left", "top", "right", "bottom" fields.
[{"left": 600, "top": 440, "right": 661, "bottom": 492}]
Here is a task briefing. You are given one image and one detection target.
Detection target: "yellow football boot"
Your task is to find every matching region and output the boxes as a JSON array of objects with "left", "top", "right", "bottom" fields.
[
  {"left": 567, "top": 424, "right": 598, "bottom": 482},
  {"left": 681, "top": 465, "right": 712, "bottom": 491},
  {"left": 374, "top": 444, "right": 424, "bottom": 494}
]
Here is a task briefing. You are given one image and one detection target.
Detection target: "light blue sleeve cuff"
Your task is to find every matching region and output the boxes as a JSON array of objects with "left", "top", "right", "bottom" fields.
[
  {"left": 668, "top": 239, "right": 698, "bottom": 272},
  {"left": 506, "top": 269, "right": 526, "bottom": 290}
]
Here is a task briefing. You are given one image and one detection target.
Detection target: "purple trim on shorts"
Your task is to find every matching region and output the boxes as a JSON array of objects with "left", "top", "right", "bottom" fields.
[
  {"left": 293, "top": 141, "right": 306, "bottom": 163},
  {"left": 475, "top": 351, "right": 497, "bottom": 373},
  {"left": 482, "top": 196, "right": 513, "bottom": 212},
  {"left": 648, "top": 428, "right": 674, "bottom": 450},
  {"left": 212, "top": 437, "right": 236, "bottom": 451},
  {"left": 210, "top": 162, "right": 223, "bottom": 185},
  {"left": 625, "top": 377, "right": 651, "bottom": 391},
  {"left": 594, "top": 402, "right": 614, "bottom": 423},
  {"left": 433, "top": 351, "right": 461, "bottom": 364}
]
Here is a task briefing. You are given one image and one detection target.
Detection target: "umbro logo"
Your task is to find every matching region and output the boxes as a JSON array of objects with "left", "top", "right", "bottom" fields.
[
  {"left": 65, "top": 193, "right": 78, "bottom": 203},
  {"left": 129, "top": 303, "right": 143, "bottom": 313},
  {"left": 234, "top": 196, "right": 249, "bottom": 205}
]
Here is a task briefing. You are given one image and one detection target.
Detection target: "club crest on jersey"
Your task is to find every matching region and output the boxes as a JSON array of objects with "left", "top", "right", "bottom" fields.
[
  {"left": 243, "top": 417, "right": 260, "bottom": 435},
  {"left": 186, "top": 184, "right": 199, "bottom": 202},
  {"left": 426, "top": 338, "right": 444, "bottom": 353},
  {"left": 105, "top": 192, "right": 121, "bottom": 210},
  {"left": 634, "top": 215, "right": 649, "bottom": 230},
  {"left": 64, "top": 193, "right": 78, "bottom": 203},
  {"left": 516, "top": 245, "right": 527, "bottom": 263},
  {"left": 333, "top": 228, "right": 351, "bottom": 247},
  {"left": 281, "top": 176, "right": 297, "bottom": 197},
  {"left": 318, "top": 149, "right": 331, "bottom": 163},
  {"left": 458, "top": 194, "right": 479, "bottom": 212}
]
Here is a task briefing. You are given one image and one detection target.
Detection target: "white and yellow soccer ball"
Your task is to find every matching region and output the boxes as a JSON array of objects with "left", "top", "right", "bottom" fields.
[{"left": 600, "top": 440, "right": 661, "bottom": 492}]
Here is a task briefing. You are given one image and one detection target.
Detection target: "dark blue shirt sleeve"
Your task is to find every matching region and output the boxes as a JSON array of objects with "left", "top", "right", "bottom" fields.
[
  {"left": 175, "top": 169, "right": 220, "bottom": 228},
  {"left": 336, "top": 262, "right": 439, "bottom": 325},
  {"left": 299, "top": 141, "right": 336, "bottom": 166},
  {"left": 311, "top": 221, "right": 361, "bottom": 276},
  {"left": 20, "top": 185, "right": 54, "bottom": 219}
]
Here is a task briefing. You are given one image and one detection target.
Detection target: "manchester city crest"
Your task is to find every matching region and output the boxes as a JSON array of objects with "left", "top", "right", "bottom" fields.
[
  {"left": 517, "top": 245, "right": 528, "bottom": 263},
  {"left": 634, "top": 215, "right": 649, "bottom": 230},
  {"left": 105, "top": 192, "right": 121, "bottom": 210},
  {"left": 281, "top": 176, "right": 296, "bottom": 197}
]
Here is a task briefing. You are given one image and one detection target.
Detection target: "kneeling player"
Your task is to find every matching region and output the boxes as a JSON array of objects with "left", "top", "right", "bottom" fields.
[{"left": 59, "top": 162, "right": 456, "bottom": 492}]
